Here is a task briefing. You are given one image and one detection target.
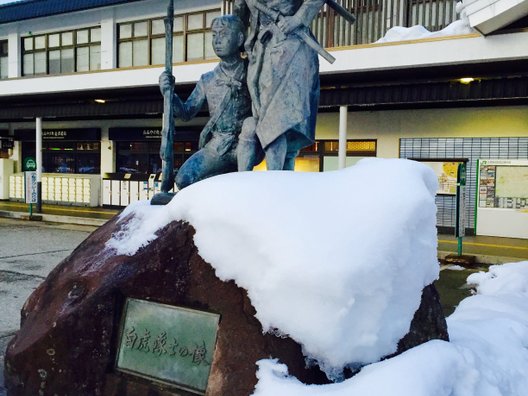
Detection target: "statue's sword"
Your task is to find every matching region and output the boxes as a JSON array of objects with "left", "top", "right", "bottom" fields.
[
  {"left": 251, "top": 0, "right": 356, "bottom": 64},
  {"left": 160, "top": 0, "right": 175, "bottom": 193},
  {"left": 326, "top": 0, "right": 356, "bottom": 25}
]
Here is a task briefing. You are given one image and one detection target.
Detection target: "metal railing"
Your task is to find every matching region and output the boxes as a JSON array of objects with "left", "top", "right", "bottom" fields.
[{"left": 222, "top": 0, "right": 458, "bottom": 46}]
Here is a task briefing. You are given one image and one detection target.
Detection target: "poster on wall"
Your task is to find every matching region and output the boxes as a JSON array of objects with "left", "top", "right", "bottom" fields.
[
  {"left": 476, "top": 159, "right": 528, "bottom": 239},
  {"left": 478, "top": 159, "right": 528, "bottom": 209},
  {"left": 413, "top": 159, "right": 466, "bottom": 195}
]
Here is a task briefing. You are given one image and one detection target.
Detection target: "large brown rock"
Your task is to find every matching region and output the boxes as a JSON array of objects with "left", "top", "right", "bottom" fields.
[
  {"left": 4, "top": 212, "right": 448, "bottom": 395},
  {"left": 4, "top": 214, "right": 328, "bottom": 396}
]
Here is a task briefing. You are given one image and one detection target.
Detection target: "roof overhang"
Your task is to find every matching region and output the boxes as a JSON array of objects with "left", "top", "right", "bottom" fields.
[{"left": 462, "top": 0, "right": 528, "bottom": 34}]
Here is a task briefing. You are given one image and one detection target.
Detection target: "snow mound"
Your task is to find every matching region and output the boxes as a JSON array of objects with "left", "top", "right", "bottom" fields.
[
  {"left": 253, "top": 261, "right": 528, "bottom": 396},
  {"left": 107, "top": 158, "right": 440, "bottom": 378}
]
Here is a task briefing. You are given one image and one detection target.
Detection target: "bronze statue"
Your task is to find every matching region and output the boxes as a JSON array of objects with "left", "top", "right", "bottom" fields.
[
  {"left": 158, "top": 15, "right": 251, "bottom": 191},
  {"left": 234, "top": 0, "right": 325, "bottom": 171}
]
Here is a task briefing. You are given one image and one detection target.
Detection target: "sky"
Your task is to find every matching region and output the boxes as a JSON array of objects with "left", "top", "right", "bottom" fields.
[{"left": 107, "top": 158, "right": 528, "bottom": 395}]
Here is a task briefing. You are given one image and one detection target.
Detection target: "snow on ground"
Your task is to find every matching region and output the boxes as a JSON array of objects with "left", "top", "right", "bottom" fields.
[
  {"left": 108, "top": 158, "right": 439, "bottom": 379},
  {"left": 252, "top": 261, "right": 528, "bottom": 396}
]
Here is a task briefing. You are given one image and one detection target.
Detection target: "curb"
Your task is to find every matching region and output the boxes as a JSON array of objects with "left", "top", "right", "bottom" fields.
[{"left": 0, "top": 210, "right": 109, "bottom": 227}]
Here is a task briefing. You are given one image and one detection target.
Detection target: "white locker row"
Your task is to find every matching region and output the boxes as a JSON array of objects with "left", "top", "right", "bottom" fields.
[{"left": 102, "top": 177, "right": 176, "bottom": 207}]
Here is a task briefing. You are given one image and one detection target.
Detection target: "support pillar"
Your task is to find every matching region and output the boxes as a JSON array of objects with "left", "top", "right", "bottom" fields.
[
  {"left": 338, "top": 106, "right": 348, "bottom": 169},
  {"left": 36, "top": 117, "right": 42, "bottom": 213}
]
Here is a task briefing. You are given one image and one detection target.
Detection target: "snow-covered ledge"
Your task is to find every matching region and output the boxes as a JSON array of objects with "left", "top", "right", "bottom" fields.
[{"left": 320, "top": 29, "right": 528, "bottom": 76}]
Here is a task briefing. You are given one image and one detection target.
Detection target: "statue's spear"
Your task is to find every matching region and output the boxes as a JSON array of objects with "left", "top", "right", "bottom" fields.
[{"left": 159, "top": 0, "right": 175, "bottom": 194}]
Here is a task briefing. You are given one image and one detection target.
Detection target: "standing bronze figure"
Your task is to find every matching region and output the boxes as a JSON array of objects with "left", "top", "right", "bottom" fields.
[{"left": 235, "top": 0, "right": 325, "bottom": 171}]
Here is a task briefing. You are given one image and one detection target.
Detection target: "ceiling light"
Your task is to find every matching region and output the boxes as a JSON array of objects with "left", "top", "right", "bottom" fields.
[
  {"left": 94, "top": 99, "right": 106, "bottom": 104},
  {"left": 458, "top": 77, "right": 475, "bottom": 84}
]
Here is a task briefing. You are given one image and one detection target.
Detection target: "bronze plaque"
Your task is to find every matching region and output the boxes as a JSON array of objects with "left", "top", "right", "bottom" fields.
[{"left": 116, "top": 298, "right": 220, "bottom": 394}]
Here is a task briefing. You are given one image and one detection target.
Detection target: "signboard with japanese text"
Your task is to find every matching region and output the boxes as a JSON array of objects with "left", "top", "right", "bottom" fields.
[
  {"left": 476, "top": 159, "right": 528, "bottom": 239},
  {"left": 478, "top": 159, "right": 528, "bottom": 209},
  {"left": 25, "top": 171, "right": 37, "bottom": 204},
  {"left": 14, "top": 128, "right": 101, "bottom": 141},
  {"left": 455, "top": 163, "right": 466, "bottom": 238},
  {"left": 116, "top": 298, "right": 219, "bottom": 395},
  {"left": 0, "top": 137, "right": 14, "bottom": 149}
]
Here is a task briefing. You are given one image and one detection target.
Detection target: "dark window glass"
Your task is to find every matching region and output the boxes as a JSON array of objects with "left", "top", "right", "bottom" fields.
[
  {"left": 116, "top": 140, "right": 197, "bottom": 174},
  {"left": 0, "top": 40, "right": 8, "bottom": 79},
  {"left": 22, "top": 141, "right": 100, "bottom": 174}
]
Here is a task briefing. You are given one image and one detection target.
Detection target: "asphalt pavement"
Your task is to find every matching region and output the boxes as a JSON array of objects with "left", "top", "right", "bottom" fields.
[{"left": 0, "top": 218, "right": 97, "bottom": 396}]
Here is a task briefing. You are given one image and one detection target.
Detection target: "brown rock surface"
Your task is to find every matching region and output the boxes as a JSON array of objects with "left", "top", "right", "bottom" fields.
[
  {"left": 4, "top": 214, "right": 328, "bottom": 396},
  {"left": 4, "top": 212, "right": 448, "bottom": 395}
]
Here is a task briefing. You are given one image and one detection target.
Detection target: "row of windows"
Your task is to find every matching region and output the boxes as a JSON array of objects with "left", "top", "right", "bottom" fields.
[
  {"left": 22, "top": 27, "right": 101, "bottom": 76},
  {"left": 118, "top": 9, "right": 220, "bottom": 67},
  {"left": 0, "top": 8, "right": 221, "bottom": 78},
  {"left": 19, "top": 138, "right": 375, "bottom": 175}
]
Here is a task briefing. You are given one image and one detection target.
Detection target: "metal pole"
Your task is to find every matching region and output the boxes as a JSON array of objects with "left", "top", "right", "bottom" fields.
[
  {"left": 35, "top": 117, "right": 42, "bottom": 213},
  {"left": 160, "top": 0, "right": 175, "bottom": 193},
  {"left": 338, "top": 106, "right": 348, "bottom": 169}
]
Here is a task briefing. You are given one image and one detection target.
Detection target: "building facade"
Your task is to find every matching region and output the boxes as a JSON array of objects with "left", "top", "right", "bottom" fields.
[{"left": 0, "top": 0, "right": 527, "bottom": 237}]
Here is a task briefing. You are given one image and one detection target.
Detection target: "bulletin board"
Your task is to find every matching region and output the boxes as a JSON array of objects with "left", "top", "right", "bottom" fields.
[
  {"left": 413, "top": 159, "right": 466, "bottom": 195},
  {"left": 476, "top": 159, "right": 528, "bottom": 239}
]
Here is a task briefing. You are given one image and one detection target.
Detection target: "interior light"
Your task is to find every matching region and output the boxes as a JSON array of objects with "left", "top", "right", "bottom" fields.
[
  {"left": 94, "top": 99, "right": 106, "bottom": 104},
  {"left": 458, "top": 77, "right": 475, "bottom": 84}
]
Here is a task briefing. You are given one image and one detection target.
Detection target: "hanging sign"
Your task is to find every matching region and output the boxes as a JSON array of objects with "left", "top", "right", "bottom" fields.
[{"left": 455, "top": 162, "right": 467, "bottom": 238}]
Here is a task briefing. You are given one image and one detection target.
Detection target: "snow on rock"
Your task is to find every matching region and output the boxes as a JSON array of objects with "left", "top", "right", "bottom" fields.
[
  {"left": 107, "top": 158, "right": 440, "bottom": 378},
  {"left": 252, "top": 261, "right": 528, "bottom": 395}
]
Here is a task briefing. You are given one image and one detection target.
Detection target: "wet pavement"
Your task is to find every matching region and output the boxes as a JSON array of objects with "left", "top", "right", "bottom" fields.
[
  {"left": 438, "top": 234, "right": 528, "bottom": 264},
  {"left": 0, "top": 200, "right": 119, "bottom": 227},
  {"left": 0, "top": 218, "right": 97, "bottom": 396}
]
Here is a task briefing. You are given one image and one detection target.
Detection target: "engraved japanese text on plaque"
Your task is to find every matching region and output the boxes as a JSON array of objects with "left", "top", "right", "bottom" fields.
[{"left": 116, "top": 298, "right": 220, "bottom": 394}]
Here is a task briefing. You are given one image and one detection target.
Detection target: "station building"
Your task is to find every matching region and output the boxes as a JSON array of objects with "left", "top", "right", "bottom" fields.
[{"left": 0, "top": 0, "right": 527, "bottom": 238}]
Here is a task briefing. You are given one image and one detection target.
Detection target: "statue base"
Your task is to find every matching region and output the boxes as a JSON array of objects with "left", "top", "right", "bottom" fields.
[{"left": 4, "top": 211, "right": 448, "bottom": 395}]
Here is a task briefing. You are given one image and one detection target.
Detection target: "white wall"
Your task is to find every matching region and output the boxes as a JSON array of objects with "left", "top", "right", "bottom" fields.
[
  {"left": 0, "top": 0, "right": 222, "bottom": 94},
  {"left": 315, "top": 105, "right": 528, "bottom": 158}
]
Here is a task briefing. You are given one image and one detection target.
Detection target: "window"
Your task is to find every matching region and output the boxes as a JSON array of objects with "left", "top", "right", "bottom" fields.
[
  {"left": 0, "top": 40, "right": 7, "bottom": 79},
  {"left": 22, "top": 141, "right": 101, "bottom": 174},
  {"left": 22, "top": 27, "right": 101, "bottom": 76},
  {"left": 322, "top": 140, "right": 377, "bottom": 156},
  {"left": 117, "top": 8, "right": 220, "bottom": 68},
  {"left": 253, "top": 140, "right": 377, "bottom": 172},
  {"left": 116, "top": 141, "right": 197, "bottom": 174}
]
